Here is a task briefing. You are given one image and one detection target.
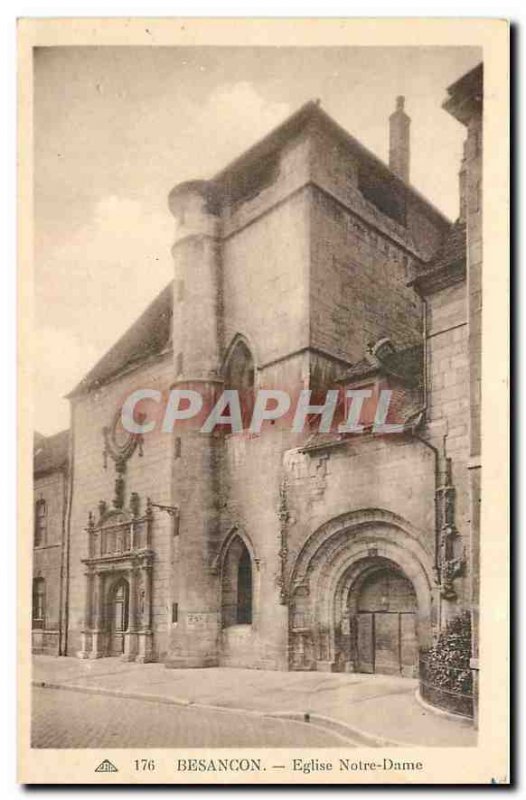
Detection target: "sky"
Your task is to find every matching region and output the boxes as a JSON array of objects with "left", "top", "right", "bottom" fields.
[{"left": 34, "top": 45, "right": 481, "bottom": 434}]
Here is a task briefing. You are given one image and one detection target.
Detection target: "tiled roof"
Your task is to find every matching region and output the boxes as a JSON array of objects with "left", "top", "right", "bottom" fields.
[
  {"left": 34, "top": 429, "right": 69, "bottom": 475},
  {"left": 408, "top": 220, "right": 466, "bottom": 292},
  {"left": 69, "top": 282, "right": 173, "bottom": 397},
  {"left": 300, "top": 342, "right": 424, "bottom": 454},
  {"left": 343, "top": 357, "right": 380, "bottom": 382},
  {"left": 215, "top": 100, "right": 449, "bottom": 225}
]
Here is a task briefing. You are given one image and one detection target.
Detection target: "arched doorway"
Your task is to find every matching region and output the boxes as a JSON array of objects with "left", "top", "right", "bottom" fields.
[
  {"left": 288, "top": 509, "right": 434, "bottom": 673},
  {"left": 221, "top": 535, "right": 253, "bottom": 628},
  {"left": 219, "top": 532, "right": 258, "bottom": 667},
  {"left": 108, "top": 578, "right": 129, "bottom": 656},
  {"left": 351, "top": 562, "right": 418, "bottom": 677}
]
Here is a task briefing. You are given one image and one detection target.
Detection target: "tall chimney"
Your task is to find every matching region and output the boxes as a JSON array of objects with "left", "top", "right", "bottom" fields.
[{"left": 389, "top": 96, "right": 410, "bottom": 183}]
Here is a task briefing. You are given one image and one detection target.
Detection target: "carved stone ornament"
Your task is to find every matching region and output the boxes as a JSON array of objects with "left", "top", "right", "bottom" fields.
[
  {"left": 130, "top": 491, "right": 141, "bottom": 518},
  {"left": 277, "top": 480, "right": 290, "bottom": 605},
  {"left": 102, "top": 410, "right": 144, "bottom": 510},
  {"left": 102, "top": 410, "right": 144, "bottom": 469},
  {"left": 435, "top": 458, "right": 466, "bottom": 600}
]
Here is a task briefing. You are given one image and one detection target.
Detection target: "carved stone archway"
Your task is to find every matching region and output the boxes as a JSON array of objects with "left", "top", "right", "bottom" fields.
[{"left": 288, "top": 509, "right": 436, "bottom": 672}]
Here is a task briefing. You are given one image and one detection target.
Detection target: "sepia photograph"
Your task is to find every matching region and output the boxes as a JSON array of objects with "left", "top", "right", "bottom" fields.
[{"left": 17, "top": 17, "right": 509, "bottom": 785}]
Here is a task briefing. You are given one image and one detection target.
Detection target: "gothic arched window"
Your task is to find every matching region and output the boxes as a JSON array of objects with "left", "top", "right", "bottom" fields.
[
  {"left": 221, "top": 535, "right": 253, "bottom": 627},
  {"left": 223, "top": 339, "right": 255, "bottom": 429},
  {"left": 236, "top": 547, "right": 253, "bottom": 625}
]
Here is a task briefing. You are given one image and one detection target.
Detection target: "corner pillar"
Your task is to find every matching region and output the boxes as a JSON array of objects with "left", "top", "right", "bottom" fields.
[
  {"left": 122, "top": 567, "right": 139, "bottom": 661},
  {"left": 77, "top": 570, "right": 94, "bottom": 659},
  {"left": 89, "top": 572, "right": 106, "bottom": 659},
  {"left": 136, "top": 563, "right": 154, "bottom": 663}
]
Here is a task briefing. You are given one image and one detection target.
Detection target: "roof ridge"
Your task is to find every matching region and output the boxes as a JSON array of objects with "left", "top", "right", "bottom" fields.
[{"left": 68, "top": 281, "right": 173, "bottom": 398}]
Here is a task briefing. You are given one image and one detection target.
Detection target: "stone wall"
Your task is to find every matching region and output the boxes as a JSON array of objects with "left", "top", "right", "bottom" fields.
[
  {"left": 424, "top": 279, "right": 470, "bottom": 613},
  {"left": 219, "top": 427, "right": 299, "bottom": 669},
  {"left": 466, "top": 105, "right": 483, "bottom": 719},
  {"left": 33, "top": 470, "right": 66, "bottom": 654},
  {"left": 309, "top": 122, "right": 447, "bottom": 260},
  {"left": 222, "top": 151, "right": 310, "bottom": 367},
  {"left": 66, "top": 353, "right": 174, "bottom": 659},
  {"left": 307, "top": 121, "right": 448, "bottom": 365},
  {"left": 309, "top": 186, "right": 422, "bottom": 364},
  {"left": 283, "top": 435, "right": 436, "bottom": 569},
  {"left": 281, "top": 434, "right": 438, "bottom": 669}
]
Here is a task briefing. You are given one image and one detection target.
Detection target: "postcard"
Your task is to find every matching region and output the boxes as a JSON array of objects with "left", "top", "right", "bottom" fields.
[{"left": 18, "top": 17, "right": 509, "bottom": 785}]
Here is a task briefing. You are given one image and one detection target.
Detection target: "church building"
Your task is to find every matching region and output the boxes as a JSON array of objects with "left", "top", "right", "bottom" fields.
[{"left": 33, "top": 63, "right": 483, "bottom": 719}]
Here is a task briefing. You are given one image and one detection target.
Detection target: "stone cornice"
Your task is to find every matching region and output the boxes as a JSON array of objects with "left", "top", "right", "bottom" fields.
[{"left": 409, "top": 258, "right": 466, "bottom": 295}]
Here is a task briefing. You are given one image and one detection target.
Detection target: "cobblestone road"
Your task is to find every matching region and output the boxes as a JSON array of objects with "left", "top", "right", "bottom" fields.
[{"left": 32, "top": 687, "right": 349, "bottom": 748}]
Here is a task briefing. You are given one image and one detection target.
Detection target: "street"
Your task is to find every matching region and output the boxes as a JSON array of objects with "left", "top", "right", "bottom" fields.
[{"left": 32, "top": 686, "right": 350, "bottom": 748}]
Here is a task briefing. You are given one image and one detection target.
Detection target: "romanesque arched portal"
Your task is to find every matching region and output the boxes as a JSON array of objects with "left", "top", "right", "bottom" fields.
[{"left": 288, "top": 509, "right": 436, "bottom": 674}]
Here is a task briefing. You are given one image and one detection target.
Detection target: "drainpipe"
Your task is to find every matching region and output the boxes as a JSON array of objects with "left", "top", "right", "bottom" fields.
[
  {"left": 61, "top": 403, "right": 76, "bottom": 655},
  {"left": 421, "top": 295, "right": 428, "bottom": 402},
  {"left": 413, "top": 431, "right": 442, "bottom": 588},
  {"left": 57, "top": 463, "right": 68, "bottom": 655},
  {"left": 410, "top": 291, "right": 445, "bottom": 618}
]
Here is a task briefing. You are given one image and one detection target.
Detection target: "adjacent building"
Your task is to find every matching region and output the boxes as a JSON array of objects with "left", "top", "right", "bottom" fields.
[{"left": 32, "top": 430, "right": 69, "bottom": 654}]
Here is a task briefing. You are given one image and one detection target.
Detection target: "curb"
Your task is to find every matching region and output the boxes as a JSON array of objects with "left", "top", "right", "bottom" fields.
[
  {"left": 33, "top": 679, "right": 404, "bottom": 747},
  {"left": 414, "top": 688, "right": 475, "bottom": 726},
  {"left": 265, "top": 710, "right": 401, "bottom": 748},
  {"left": 32, "top": 680, "right": 192, "bottom": 708}
]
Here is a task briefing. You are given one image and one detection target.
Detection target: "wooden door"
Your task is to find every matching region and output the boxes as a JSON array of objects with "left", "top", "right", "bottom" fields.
[
  {"left": 356, "top": 612, "right": 374, "bottom": 673},
  {"left": 374, "top": 612, "right": 401, "bottom": 675},
  {"left": 109, "top": 580, "right": 129, "bottom": 655},
  {"left": 353, "top": 566, "right": 418, "bottom": 676}
]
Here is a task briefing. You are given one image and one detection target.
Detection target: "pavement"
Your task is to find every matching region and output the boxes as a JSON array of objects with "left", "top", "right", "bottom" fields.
[
  {"left": 32, "top": 686, "right": 348, "bottom": 748},
  {"left": 33, "top": 655, "right": 476, "bottom": 748}
]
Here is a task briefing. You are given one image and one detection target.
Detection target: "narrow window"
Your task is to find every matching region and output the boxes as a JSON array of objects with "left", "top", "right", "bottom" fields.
[
  {"left": 32, "top": 578, "right": 45, "bottom": 629},
  {"left": 174, "top": 437, "right": 182, "bottom": 459},
  {"left": 223, "top": 339, "right": 255, "bottom": 430},
  {"left": 34, "top": 499, "right": 47, "bottom": 547},
  {"left": 172, "top": 602, "right": 178, "bottom": 624},
  {"left": 236, "top": 547, "right": 253, "bottom": 625}
]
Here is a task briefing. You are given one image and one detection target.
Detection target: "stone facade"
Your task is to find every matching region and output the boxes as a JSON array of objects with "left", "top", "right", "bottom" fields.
[
  {"left": 36, "top": 69, "right": 483, "bottom": 719},
  {"left": 410, "top": 63, "right": 482, "bottom": 719},
  {"left": 68, "top": 354, "right": 174, "bottom": 661},
  {"left": 32, "top": 431, "right": 69, "bottom": 654},
  {"left": 443, "top": 63, "right": 483, "bottom": 719}
]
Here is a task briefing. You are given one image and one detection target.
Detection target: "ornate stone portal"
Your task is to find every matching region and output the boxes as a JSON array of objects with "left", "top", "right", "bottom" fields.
[
  {"left": 287, "top": 509, "right": 435, "bottom": 673},
  {"left": 77, "top": 496, "right": 154, "bottom": 663}
]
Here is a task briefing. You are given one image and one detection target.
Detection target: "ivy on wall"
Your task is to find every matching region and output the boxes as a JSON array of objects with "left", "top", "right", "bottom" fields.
[{"left": 422, "top": 611, "right": 473, "bottom": 696}]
